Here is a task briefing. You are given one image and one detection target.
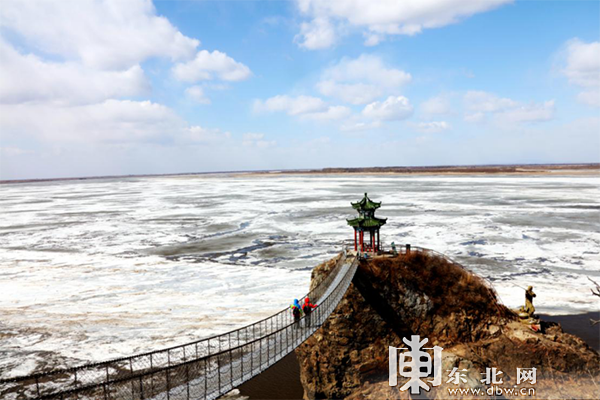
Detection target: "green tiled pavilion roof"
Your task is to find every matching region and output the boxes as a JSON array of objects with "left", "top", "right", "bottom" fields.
[
  {"left": 351, "top": 192, "right": 381, "bottom": 211},
  {"left": 346, "top": 216, "right": 387, "bottom": 228}
]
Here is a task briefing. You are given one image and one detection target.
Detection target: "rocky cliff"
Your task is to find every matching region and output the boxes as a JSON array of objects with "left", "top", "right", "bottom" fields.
[{"left": 295, "top": 250, "right": 599, "bottom": 399}]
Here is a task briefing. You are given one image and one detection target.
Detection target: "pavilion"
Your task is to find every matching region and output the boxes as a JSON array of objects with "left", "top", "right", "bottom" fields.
[{"left": 347, "top": 193, "right": 387, "bottom": 252}]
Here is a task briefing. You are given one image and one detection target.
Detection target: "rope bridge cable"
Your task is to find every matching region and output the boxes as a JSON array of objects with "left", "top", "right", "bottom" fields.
[{"left": 1, "top": 249, "right": 359, "bottom": 400}]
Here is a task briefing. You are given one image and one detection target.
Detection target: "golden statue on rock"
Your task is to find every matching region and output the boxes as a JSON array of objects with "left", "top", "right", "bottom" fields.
[
  {"left": 517, "top": 285, "right": 540, "bottom": 331},
  {"left": 518, "top": 285, "right": 536, "bottom": 318},
  {"left": 523, "top": 285, "right": 536, "bottom": 317}
]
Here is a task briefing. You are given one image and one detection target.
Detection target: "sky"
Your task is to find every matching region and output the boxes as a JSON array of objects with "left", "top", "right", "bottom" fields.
[{"left": 0, "top": 0, "right": 599, "bottom": 180}]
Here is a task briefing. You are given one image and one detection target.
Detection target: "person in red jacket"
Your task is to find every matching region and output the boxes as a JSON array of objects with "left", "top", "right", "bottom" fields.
[{"left": 302, "top": 297, "right": 317, "bottom": 327}]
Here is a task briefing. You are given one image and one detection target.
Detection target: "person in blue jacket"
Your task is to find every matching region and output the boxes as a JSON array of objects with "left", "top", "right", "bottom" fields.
[{"left": 291, "top": 299, "right": 302, "bottom": 329}]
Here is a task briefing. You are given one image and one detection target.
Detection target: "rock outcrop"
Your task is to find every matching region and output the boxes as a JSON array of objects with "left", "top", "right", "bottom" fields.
[{"left": 296, "top": 251, "right": 599, "bottom": 399}]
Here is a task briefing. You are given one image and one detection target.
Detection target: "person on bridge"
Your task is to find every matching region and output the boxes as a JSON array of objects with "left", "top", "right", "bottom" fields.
[
  {"left": 291, "top": 299, "right": 302, "bottom": 329},
  {"left": 303, "top": 297, "right": 317, "bottom": 327}
]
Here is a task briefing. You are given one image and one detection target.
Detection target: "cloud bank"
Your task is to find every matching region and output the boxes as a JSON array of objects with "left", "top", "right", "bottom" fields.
[{"left": 295, "top": 0, "right": 512, "bottom": 49}]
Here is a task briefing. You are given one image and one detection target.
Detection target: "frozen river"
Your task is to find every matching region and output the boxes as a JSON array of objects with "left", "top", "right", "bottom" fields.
[{"left": 1, "top": 173, "right": 599, "bottom": 378}]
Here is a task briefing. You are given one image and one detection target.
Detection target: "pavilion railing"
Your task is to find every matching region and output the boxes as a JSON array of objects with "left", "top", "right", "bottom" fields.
[{"left": 0, "top": 249, "right": 358, "bottom": 400}]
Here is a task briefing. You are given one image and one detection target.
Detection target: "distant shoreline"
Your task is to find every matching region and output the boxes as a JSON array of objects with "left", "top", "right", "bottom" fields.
[
  {"left": 2, "top": 163, "right": 599, "bottom": 184},
  {"left": 241, "top": 164, "right": 600, "bottom": 178}
]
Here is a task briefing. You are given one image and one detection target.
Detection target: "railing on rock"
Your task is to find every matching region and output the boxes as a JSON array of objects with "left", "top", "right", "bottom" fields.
[{"left": 1, "top": 250, "right": 359, "bottom": 400}]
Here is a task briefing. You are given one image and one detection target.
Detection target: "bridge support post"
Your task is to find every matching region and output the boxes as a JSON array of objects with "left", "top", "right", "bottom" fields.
[
  {"left": 252, "top": 325, "right": 255, "bottom": 374},
  {"left": 139, "top": 374, "right": 144, "bottom": 399},
  {"left": 166, "top": 368, "right": 170, "bottom": 400},
  {"left": 204, "top": 358, "right": 208, "bottom": 399},
  {"left": 130, "top": 359, "right": 134, "bottom": 399},
  {"left": 229, "top": 335, "right": 233, "bottom": 388},
  {"left": 217, "top": 353, "right": 221, "bottom": 393},
  {"left": 259, "top": 331, "right": 262, "bottom": 372},
  {"left": 239, "top": 330, "right": 243, "bottom": 380}
]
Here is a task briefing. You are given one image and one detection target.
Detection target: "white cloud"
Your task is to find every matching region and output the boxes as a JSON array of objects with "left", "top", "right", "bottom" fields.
[
  {"left": 420, "top": 95, "right": 452, "bottom": 116},
  {"left": 577, "top": 91, "right": 600, "bottom": 108},
  {"left": 0, "top": 0, "right": 257, "bottom": 179},
  {"left": 173, "top": 50, "right": 251, "bottom": 83},
  {"left": 0, "top": 100, "right": 231, "bottom": 145},
  {"left": 463, "top": 91, "right": 555, "bottom": 123},
  {"left": 560, "top": 39, "right": 600, "bottom": 107},
  {"left": 562, "top": 39, "right": 600, "bottom": 88},
  {"left": 254, "top": 95, "right": 327, "bottom": 116},
  {"left": 317, "top": 54, "right": 411, "bottom": 104},
  {"left": 183, "top": 125, "right": 231, "bottom": 144},
  {"left": 316, "top": 80, "right": 382, "bottom": 105},
  {"left": 0, "top": 39, "right": 149, "bottom": 105},
  {"left": 340, "top": 120, "right": 382, "bottom": 132},
  {"left": 185, "top": 86, "right": 211, "bottom": 104},
  {"left": 362, "top": 96, "right": 413, "bottom": 121},
  {"left": 242, "top": 133, "right": 276, "bottom": 148},
  {"left": 254, "top": 95, "right": 350, "bottom": 122},
  {"left": 0, "top": 2, "right": 252, "bottom": 111},
  {"left": 464, "top": 91, "right": 518, "bottom": 113},
  {"left": 303, "top": 105, "right": 352, "bottom": 121},
  {"left": 295, "top": 17, "right": 337, "bottom": 49},
  {"left": 0, "top": 0, "right": 199, "bottom": 70},
  {"left": 323, "top": 54, "right": 411, "bottom": 87},
  {"left": 0, "top": 146, "right": 34, "bottom": 156},
  {"left": 243, "top": 133, "right": 265, "bottom": 141},
  {"left": 464, "top": 112, "right": 485, "bottom": 123},
  {"left": 0, "top": 100, "right": 181, "bottom": 143},
  {"left": 295, "top": 0, "right": 511, "bottom": 49},
  {"left": 496, "top": 101, "right": 555, "bottom": 123},
  {"left": 412, "top": 121, "right": 450, "bottom": 133},
  {"left": 363, "top": 32, "right": 384, "bottom": 47}
]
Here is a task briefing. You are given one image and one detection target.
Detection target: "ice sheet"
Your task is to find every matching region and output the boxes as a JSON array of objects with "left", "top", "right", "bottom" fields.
[{"left": 0, "top": 174, "right": 599, "bottom": 377}]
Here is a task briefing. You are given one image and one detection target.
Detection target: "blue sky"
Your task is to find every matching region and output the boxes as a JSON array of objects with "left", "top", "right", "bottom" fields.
[{"left": 0, "top": 0, "right": 598, "bottom": 180}]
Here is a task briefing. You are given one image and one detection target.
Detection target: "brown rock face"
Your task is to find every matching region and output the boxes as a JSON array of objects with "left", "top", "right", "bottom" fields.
[{"left": 295, "top": 251, "right": 600, "bottom": 399}]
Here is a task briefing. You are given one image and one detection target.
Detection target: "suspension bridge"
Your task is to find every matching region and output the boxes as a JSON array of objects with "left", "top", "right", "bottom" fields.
[{"left": 1, "top": 248, "right": 360, "bottom": 400}]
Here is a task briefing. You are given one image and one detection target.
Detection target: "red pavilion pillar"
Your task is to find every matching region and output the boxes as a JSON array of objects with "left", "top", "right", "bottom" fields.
[
  {"left": 372, "top": 231, "right": 375, "bottom": 252},
  {"left": 354, "top": 229, "right": 357, "bottom": 251},
  {"left": 373, "top": 231, "right": 376, "bottom": 252},
  {"left": 360, "top": 230, "right": 364, "bottom": 252}
]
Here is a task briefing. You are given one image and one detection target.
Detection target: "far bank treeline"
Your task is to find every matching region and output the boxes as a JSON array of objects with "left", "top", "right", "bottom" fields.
[{"left": 292, "top": 163, "right": 600, "bottom": 175}]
